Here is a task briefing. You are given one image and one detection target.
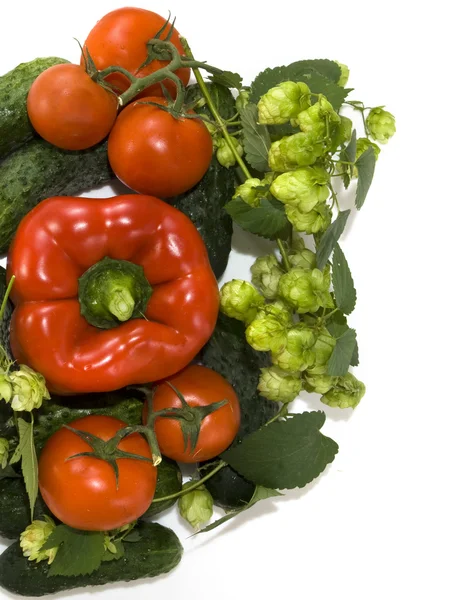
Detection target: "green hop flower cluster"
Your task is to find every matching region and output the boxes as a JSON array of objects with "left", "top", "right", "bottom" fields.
[
  {"left": 321, "top": 373, "right": 365, "bottom": 408},
  {"left": 178, "top": 481, "right": 214, "bottom": 530},
  {"left": 278, "top": 267, "right": 333, "bottom": 314},
  {"left": 258, "top": 81, "right": 311, "bottom": 125},
  {"left": 366, "top": 107, "right": 396, "bottom": 143},
  {"left": 268, "top": 131, "right": 323, "bottom": 172},
  {"left": 285, "top": 203, "right": 332, "bottom": 235},
  {"left": 296, "top": 94, "right": 341, "bottom": 138},
  {"left": 335, "top": 61, "right": 350, "bottom": 87},
  {"left": 216, "top": 137, "right": 243, "bottom": 168},
  {"left": 288, "top": 248, "right": 317, "bottom": 270},
  {"left": 272, "top": 324, "right": 317, "bottom": 372},
  {"left": 270, "top": 166, "right": 329, "bottom": 213},
  {"left": 233, "top": 177, "right": 262, "bottom": 207},
  {"left": 0, "top": 437, "right": 9, "bottom": 469},
  {"left": 245, "top": 300, "right": 292, "bottom": 354},
  {"left": 250, "top": 254, "right": 284, "bottom": 300},
  {"left": 258, "top": 366, "right": 302, "bottom": 403},
  {"left": 20, "top": 517, "right": 58, "bottom": 565},
  {"left": 220, "top": 280, "right": 265, "bottom": 325},
  {"left": 0, "top": 364, "right": 50, "bottom": 412}
]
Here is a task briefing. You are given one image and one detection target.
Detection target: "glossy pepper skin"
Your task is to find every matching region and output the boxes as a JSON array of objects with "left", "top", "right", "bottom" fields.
[{"left": 7, "top": 195, "right": 220, "bottom": 395}]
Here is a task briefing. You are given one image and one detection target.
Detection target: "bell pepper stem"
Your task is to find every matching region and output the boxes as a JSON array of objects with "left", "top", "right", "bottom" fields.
[{"left": 108, "top": 288, "right": 135, "bottom": 322}]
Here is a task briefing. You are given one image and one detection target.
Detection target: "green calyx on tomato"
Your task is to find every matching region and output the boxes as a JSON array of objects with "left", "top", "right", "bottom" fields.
[
  {"left": 78, "top": 257, "right": 153, "bottom": 329},
  {"left": 156, "top": 382, "right": 229, "bottom": 454},
  {"left": 63, "top": 424, "right": 154, "bottom": 489},
  {"left": 144, "top": 365, "right": 241, "bottom": 463}
]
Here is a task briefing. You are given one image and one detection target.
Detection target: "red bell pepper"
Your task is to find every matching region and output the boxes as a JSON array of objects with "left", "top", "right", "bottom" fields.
[{"left": 7, "top": 195, "right": 219, "bottom": 395}]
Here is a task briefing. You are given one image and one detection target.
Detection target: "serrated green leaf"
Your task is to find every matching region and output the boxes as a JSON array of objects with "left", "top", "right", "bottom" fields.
[
  {"left": 326, "top": 312, "right": 359, "bottom": 367},
  {"left": 249, "top": 61, "right": 349, "bottom": 110},
  {"left": 44, "top": 525, "right": 104, "bottom": 577},
  {"left": 355, "top": 147, "right": 376, "bottom": 209},
  {"left": 240, "top": 103, "right": 271, "bottom": 172},
  {"left": 221, "top": 412, "right": 338, "bottom": 489},
  {"left": 196, "top": 486, "right": 282, "bottom": 535},
  {"left": 209, "top": 70, "right": 242, "bottom": 89},
  {"left": 316, "top": 210, "right": 350, "bottom": 270},
  {"left": 332, "top": 243, "right": 356, "bottom": 315},
  {"left": 16, "top": 417, "right": 38, "bottom": 520},
  {"left": 327, "top": 328, "right": 357, "bottom": 376},
  {"left": 225, "top": 197, "right": 289, "bottom": 240}
]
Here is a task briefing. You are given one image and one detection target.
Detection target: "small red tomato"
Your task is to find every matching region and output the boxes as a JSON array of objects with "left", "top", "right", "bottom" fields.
[
  {"left": 38, "top": 415, "right": 157, "bottom": 531},
  {"left": 143, "top": 365, "right": 241, "bottom": 463},
  {"left": 27, "top": 63, "right": 118, "bottom": 150},
  {"left": 81, "top": 7, "right": 190, "bottom": 98},
  {"left": 107, "top": 97, "right": 213, "bottom": 198}
]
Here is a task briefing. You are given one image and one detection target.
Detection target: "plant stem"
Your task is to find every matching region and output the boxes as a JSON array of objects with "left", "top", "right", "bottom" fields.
[
  {"left": 180, "top": 37, "right": 252, "bottom": 180},
  {"left": 151, "top": 459, "right": 227, "bottom": 503},
  {"left": 277, "top": 239, "right": 291, "bottom": 271},
  {"left": 322, "top": 308, "right": 339, "bottom": 321},
  {"left": 0, "top": 275, "right": 15, "bottom": 321},
  {"left": 266, "top": 403, "right": 289, "bottom": 425}
]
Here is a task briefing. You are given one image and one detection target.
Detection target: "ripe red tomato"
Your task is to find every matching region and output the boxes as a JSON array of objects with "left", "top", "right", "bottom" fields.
[
  {"left": 143, "top": 365, "right": 241, "bottom": 463},
  {"left": 81, "top": 7, "right": 190, "bottom": 98},
  {"left": 27, "top": 64, "right": 118, "bottom": 151},
  {"left": 107, "top": 97, "right": 213, "bottom": 198},
  {"left": 38, "top": 416, "right": 157, "bottom": 531}
]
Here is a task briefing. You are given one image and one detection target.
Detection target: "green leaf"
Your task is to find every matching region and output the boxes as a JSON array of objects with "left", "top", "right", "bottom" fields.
[
  {"left": 342, "top": 129, "right": 357, "bottom": 164},
  {"left": 221, "top": 412, "right": 338, "bottom": 489},
  {"left": 225, "top": 197, "right": 289, "bottom": 240},
  {"left": 9, "top": 442, "right": 22, "bottom": 465},
  {"left": 327, "top": 328, "right": 357, "bottom": 376},
  {"left": 240, "top": 103, "right": 271, "bottom": 172},
  {"left": 0, "top": 464, "right": 21, "bottom": 480},
  {"left": 209, "top": 70, "right": 243, "bottom": 89},
  {"left": 196, "top": 485, "right": 282, "bottom": 535},
  {"left": 44, "top": 525, "right": 105, "bottom": 577},
  {"left": 355, "top": 147, "right": 376, "bottom": 209},
  {"left": 332, "top": 243, "right": 356, "bottom": 315},
  {"left": 250, "top": 60, "right": 350, "bottom": 110},
  {"left": 326, "top": 312, "right": 359, "bottom": 367},
  {"left": 316, "top": 210, "right": 350, "bottom": 270},
  {"left": 16, "top": 417, "right": 38, "bottom": 520}
]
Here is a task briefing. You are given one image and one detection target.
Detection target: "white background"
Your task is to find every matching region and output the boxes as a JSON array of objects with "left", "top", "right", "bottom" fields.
[{"left": 1, "top": 1, "right": 475, "bottom": 599}]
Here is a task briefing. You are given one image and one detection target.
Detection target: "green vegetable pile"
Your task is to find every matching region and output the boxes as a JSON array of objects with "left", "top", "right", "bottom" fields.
[{"left": 0, "top": 12, "right": 395, "bottom": 598}]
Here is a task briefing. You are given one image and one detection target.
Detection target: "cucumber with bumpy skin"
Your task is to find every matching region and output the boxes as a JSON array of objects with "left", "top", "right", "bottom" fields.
[
  {"left": 0, "top": 522, "right": 183, "bottom": 596},
  {"left": 0, "top": 138, "right": 114, "bottom": 253},
  {"left": 0, "top": 57, "right": 69, "bottom": 159}
]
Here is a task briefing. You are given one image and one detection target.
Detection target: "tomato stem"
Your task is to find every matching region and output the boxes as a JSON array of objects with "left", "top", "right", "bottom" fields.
[{"left": 180, "top": 37, "right": 253, "bottom": 180}]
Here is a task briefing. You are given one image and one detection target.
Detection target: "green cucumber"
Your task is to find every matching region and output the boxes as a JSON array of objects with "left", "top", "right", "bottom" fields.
[
  {"left": 172, "top": 83, "right": 236, "bottom": 280},
  {"left": 0, "top": 138, "right": 114, "bottom": 254},
  {"left": 0, "top": 521, "right": 183, "bottom": 596},
  {"left": 199, "top": 314, "right": 279, "bottom": 509},
  {"left": 0, "top": 57, "right": 69, "bottom": 160},
  {"left": 0, "top": 265, "right": 13, "bottom": 361},
  {"left": 0, "top": 476, "right": 53, "bottom": 540}
]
